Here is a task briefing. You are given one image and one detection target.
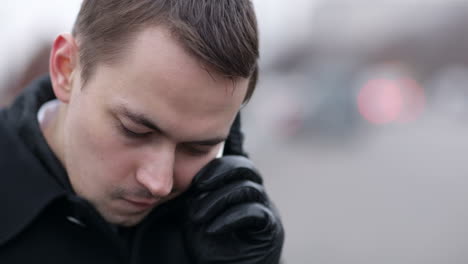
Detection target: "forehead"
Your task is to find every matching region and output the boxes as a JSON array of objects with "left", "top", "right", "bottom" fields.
[{"left": 86, "top": 26, "right": 249, "bottom": 141}]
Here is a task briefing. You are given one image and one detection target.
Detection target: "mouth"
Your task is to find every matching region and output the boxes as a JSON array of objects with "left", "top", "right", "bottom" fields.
[{"left": 123, "top": 198, "right": 158, "bottom": 210}]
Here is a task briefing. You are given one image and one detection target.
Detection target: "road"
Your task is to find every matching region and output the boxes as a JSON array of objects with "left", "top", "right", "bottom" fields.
[{"left": 247, "top": 115, "right": 468, "bottom": 264}]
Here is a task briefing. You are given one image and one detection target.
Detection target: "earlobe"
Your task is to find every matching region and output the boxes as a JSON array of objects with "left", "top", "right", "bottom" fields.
[{"left": 49, "top": 33, "right": 79, "bottom": 103}]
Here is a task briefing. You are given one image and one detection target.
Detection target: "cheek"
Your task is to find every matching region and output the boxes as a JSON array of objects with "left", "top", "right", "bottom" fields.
[
  {"left": 65, "top": 103, "right": 135, "bottom": 194},
  {"left": 173, "top": 152, "right": 218, "bottom": 191},
  {"left": 72, "top": 113, "right": 118, "bottom": 167}
]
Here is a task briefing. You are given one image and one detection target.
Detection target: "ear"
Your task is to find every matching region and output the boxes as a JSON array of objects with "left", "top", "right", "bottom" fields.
[{"left": 49, "top": 33, "right": 79, "bottom": 103}]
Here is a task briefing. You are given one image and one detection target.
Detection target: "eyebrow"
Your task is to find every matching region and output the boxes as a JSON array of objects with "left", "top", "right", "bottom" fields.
[{"left": 115, "top": 105, "right": 228, "bottom": 145}]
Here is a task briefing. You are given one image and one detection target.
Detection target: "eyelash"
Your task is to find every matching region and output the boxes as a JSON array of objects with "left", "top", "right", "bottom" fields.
[
  {"left": 184, "top": 146, "right": 211, "bottom": 156},
  {"left": 118, "top": 122, "right": 212, "bottom": 155},
  {"left": 119, "top": 123, "right": 151, "bottom": 139}
]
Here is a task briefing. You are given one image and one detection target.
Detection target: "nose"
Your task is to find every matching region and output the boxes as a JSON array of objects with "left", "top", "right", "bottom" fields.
[{"left": 135, "top": 147, "right": 175, "bottom": 198}]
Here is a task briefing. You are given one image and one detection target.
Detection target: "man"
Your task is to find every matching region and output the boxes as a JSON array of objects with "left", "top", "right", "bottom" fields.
[{"left": 0, "top": 0, "right": 284, "bottom": 263}]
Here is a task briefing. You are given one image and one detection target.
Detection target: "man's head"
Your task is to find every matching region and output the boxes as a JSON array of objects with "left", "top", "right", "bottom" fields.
[
  {"left": 73, "top": 0, "right": 258, "bottom": 102},
  {"left": 47, "top": 0, "right": 258, "bottom": 226}
]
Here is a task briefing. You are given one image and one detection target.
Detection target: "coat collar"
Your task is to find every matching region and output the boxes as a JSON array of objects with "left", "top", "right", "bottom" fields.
[{"left": 0, "top": 76, "right": 68, "bottom": 246}]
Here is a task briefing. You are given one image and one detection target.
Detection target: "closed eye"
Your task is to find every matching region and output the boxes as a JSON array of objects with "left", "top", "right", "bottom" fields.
[
  {"left": 183, "top": 144, "right": 212, "bottom": 156},
  {"left": 119, "top": 122, "right": 153, "bottom": 139}
]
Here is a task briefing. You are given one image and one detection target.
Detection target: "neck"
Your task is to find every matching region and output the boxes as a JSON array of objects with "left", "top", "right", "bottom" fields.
[{"left": 40, "top": 101, "right": 68, "bottom": 169}]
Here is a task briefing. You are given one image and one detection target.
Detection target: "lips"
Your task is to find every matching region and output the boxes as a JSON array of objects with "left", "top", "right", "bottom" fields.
[{"left": 123, "top": 198, "right": 158, "bottom": 210}]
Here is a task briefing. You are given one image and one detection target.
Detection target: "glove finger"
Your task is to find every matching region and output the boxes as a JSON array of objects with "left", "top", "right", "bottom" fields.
[
  {"left": 191, "top": 181, "right": 266, "bottom": 224},
  {"left": 192, "top": 156, "right": 263, "bottom": 192},
  {"left": 223, "top": 112, "right": 247, "bottom": 157},
  {"left": 206, "top": 203, "right": 276, "bottom": 235}
]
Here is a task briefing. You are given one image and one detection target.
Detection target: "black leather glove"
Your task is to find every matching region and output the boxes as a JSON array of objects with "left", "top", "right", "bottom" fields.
[{"left": 183, "top": 155, "right": 284, "bottom": 264}]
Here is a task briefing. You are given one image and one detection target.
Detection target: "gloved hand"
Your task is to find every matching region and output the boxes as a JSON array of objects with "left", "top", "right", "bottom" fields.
[{"left": 183, "top": 155, "right": 284, "bottom": 264}]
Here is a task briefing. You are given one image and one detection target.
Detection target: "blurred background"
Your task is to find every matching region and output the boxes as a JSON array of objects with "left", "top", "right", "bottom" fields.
[{"left": 2, "top": 1, "right": 468, "bottom": 263}]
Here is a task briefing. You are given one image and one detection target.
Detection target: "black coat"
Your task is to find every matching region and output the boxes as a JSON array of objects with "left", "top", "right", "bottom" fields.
[{"left": 0, "top": 76, "right": 247, "bottom": 263}]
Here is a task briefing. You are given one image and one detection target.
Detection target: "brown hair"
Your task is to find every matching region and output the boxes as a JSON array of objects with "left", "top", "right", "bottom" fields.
[{"left": 72, "top": 0, "right": 259, "bottom": 102}]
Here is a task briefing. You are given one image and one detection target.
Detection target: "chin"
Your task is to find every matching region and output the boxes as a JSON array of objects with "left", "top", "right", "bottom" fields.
[
  {"left": 101, "top": 210, "right": 150, "bottom": 227},
  {"left": 117, "top": 219, "right": 142, "bottom": 227}
]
